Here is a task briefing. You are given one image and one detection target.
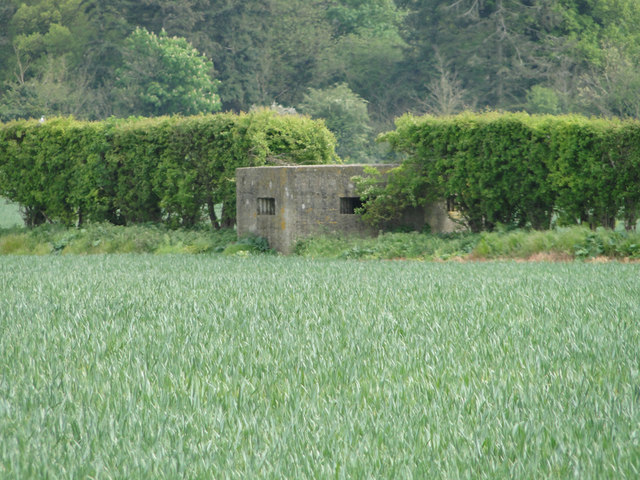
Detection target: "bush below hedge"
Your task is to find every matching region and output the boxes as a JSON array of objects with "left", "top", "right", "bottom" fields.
[
  {"left": 293, "top": 226, "right": 640, "bottom": 261},
  {"left": 2, "top": 224, "right": 640, "bottom": 260},
  {"left": 0, "top": 224, "right": 237, "bottom": 255}
]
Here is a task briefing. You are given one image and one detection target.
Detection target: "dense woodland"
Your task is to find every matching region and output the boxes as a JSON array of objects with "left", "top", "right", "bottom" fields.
[{"left": 2, "top": 0, "right": 640, "bottom": 160}]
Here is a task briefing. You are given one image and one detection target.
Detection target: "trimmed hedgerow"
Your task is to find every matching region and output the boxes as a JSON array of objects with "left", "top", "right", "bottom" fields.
[
  {"left": 373, "top": 112, "right": 640, "bottom": 231},
  {"left": 0, "top": 111, "right": 337, "bottom": 228}
]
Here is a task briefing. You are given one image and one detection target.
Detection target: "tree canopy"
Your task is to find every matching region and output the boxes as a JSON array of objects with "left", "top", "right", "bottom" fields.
[
  {"left": 2, "top": 0, "right": 640, "bottom": 159},
  {"left": 115, "top": 27, "right": 221, "bottom": 116}
]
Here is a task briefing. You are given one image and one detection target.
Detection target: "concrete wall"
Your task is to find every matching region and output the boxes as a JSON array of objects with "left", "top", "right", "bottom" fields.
[{"left": 236, "top": 165, "right": 459, "bottom": 253}]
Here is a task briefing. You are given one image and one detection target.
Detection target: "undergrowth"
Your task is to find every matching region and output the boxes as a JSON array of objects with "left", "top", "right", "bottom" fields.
[
  {"left": 0, "top": 223, "right": 237, "bottom": 255},
  {"left": 2, "top": 223, "right": 640, "bottom": 260},
  {"left": 294, "top": 226, "right": 640, "bottom": 260}
]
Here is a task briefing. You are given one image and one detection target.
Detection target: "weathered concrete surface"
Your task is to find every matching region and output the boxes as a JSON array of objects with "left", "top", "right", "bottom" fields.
[{"left": 236, "top": 165, "right": 459, "bottom": 253}]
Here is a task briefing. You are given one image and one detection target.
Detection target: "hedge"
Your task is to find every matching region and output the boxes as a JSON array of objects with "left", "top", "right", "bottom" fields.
[
  {"left": 0, "top": 110, "right": 337, "bottom": 227},
  {"left": 375, "top": 112, "right": 640, "bottom": 231}
]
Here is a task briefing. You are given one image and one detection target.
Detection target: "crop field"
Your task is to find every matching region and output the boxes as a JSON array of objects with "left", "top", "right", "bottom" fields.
[{"left": 1, "top": 255, "right": 639, "bottom": 478}]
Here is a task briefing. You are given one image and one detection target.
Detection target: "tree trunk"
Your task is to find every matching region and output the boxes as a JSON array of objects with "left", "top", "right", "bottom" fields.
[
  {"left": 220, "top": 201, "right": 235, "bottom": 228},
  {"left": 207, "top": 197, "right": 220, "bottom": 229}
]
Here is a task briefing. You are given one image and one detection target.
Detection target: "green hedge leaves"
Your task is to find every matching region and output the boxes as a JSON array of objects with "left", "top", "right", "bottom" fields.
[
  {"left": 5, "top": 111, "right": 638, "bottom": 233},
  {"left": 0, "top": 111, "right": 337, "bottom": 227},
  {"left": 378, "top": 112, "right": 640, "bottom": 231}
]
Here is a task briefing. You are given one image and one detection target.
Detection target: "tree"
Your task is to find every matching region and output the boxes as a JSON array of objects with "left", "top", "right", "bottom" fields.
[
  {"left": 395, "top": 1, "right": 568, "bottom": 112},
  {"left": 79, "top": 0, "right": 131, "bottom": 92},
  {"left": 526, "top": 85, "right": 559, "bottom": 114},
  {"left": 535, "top": 0, "right": 640, "bottom": 117},
  {"left": 115, "top": 27, "right": 221, "bottom": 117},
  {"left": 416, "top": 52, "right": 469, "bottom": 115},
  {"left": 0, "top": 56, "right": 93, "bottom": 121},
  {"left": 5, "top": 0, "right": 640, "bottom": 124},
  {"left": 298, "top": 83, "right": 372, "bottom": 162},
  {"left": 196, "top": 0, "right": 335, "bottom": 112},
  {"left": 314, "top": 0, "right": 408, "bottom": 132},
  {"left": 575, "top": 43, "right": 640, "bottom": 119},
  {"left": 0, "top": 0, "right": 92, "bottom": 120}
]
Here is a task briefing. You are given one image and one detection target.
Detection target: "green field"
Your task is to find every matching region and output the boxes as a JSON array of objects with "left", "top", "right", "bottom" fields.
[
  {"left": 0, "top": 197, "right": 23, "bottom": 229},
  {"left": 1, "top": 256, "right": 639, "bottom": 478}
]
